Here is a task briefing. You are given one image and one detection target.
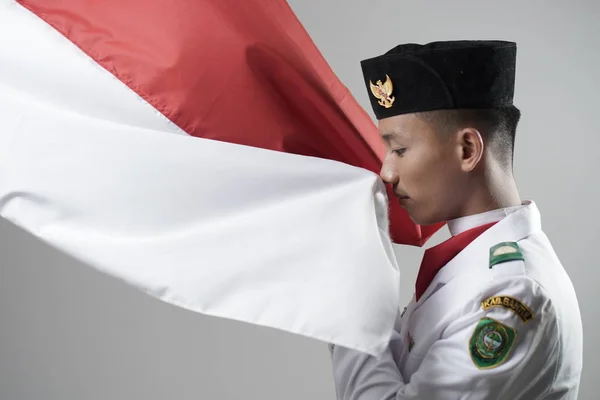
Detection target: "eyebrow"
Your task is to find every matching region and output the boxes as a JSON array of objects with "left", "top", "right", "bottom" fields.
[{"left": 381, "top": 131, "right": 403, "bottom": 142}]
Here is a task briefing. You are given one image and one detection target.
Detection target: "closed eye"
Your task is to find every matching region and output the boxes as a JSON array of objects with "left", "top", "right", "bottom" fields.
[{"left": 392, "top": 148, "right": 406, "bottom": 157}]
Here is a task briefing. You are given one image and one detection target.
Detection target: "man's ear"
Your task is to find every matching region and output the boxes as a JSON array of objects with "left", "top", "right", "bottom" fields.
[{"left": 456, "top": 128, "right": 484, "bottom": 172}]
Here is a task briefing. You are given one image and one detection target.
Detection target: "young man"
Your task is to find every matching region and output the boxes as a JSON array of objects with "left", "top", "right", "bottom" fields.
[{"left": 330, "top": 41, "right": 583, "bottom": 399}]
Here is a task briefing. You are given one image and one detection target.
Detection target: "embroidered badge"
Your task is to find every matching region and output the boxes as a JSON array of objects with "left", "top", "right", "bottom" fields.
[
  {"left": 469, "top": 318, "right": 516, "bottom": 369},
  {"left": 481, "top": 295, "right": 535, "bottom": 323},
  {"left": 489, "top": 242, "right": 524, "bottom": 269},
  {"left": 369, "top": 74, "right": 395, "bottom": 108}
]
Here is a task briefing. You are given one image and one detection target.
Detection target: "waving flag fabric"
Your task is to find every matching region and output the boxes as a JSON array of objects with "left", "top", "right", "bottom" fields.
[{"left": 0, "top": 0, "right": 442, "bottom": 355}]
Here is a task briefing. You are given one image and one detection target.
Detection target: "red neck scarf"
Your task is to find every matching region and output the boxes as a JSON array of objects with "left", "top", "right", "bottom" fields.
[{"left": 415, "top": 221, "right": 498, "bottom": 301}]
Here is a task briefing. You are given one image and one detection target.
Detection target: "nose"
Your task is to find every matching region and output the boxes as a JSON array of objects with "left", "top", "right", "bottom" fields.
[{"left": 379, "top": 154, "right": 399, "bottom": 185}]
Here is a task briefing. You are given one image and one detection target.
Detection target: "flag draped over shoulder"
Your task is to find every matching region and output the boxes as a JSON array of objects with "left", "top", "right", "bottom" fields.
[{"left": 0, "top": 0, "right": 442, "bottom": 355}]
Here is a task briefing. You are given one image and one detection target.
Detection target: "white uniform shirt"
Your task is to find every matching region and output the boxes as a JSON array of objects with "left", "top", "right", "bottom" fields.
[{"left": 331, "top": 201, "right": 583, "bottom": 399}]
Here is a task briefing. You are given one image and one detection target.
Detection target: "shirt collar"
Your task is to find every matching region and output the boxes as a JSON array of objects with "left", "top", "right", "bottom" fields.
[{"left": 447, "top": 203, "right": 525, "bottom": 237}]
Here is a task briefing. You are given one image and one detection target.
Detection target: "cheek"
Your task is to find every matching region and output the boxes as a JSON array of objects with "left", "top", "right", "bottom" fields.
[
  {"left": 398, "top": 143, "right": 461, "bottom": 224},
  {"left": 407, "top": 170, "right": 455, "bottom": 224},
  {"left": 405, "top": 151, "right": 457, "bottom": 203},
  {"left": 403, "top": 153, "right": 443, "bottom": 189}
]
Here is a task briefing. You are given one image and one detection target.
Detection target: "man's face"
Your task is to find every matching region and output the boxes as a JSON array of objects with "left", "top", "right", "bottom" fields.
[{"left": 379, "top": 113, "right": 466, "bottom": 225}]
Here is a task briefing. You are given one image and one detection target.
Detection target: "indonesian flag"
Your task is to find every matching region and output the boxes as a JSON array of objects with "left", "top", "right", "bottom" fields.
[{"left": 0, "top": 0, "right": 442, "bottom": 355}]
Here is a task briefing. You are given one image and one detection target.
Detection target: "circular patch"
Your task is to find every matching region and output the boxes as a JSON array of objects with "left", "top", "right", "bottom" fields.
[
  {"left": 477, "top": 324, "right": 507, "bottom": 358},
  {"left": 470, "top": 318, "right": 516, "bottom": 369}
]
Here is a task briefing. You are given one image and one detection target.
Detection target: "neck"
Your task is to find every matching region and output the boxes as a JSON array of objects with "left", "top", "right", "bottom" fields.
[{"left": 454, "top": 165, "right": 521, "bottom": 219}]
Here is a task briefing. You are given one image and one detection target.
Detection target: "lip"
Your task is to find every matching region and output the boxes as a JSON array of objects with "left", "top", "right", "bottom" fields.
[{"left": 397, "top": 197, "right": 410, "bottom": 208}]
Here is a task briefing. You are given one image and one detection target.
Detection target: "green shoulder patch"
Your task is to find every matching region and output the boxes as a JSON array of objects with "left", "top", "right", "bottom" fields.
[
  {"left": 469, "top": 318, "right": 516, "bottom": 369},
  {"left": 489, "top": 242, "right": 524, "bottom": 269}
]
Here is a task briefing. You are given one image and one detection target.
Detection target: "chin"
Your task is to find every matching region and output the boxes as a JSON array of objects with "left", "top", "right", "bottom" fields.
[
  {"left": 410, "top": 215, "right": 437, "bottom": 226},
  {"left": 406, "top": 207, "right": 445, "bottom": 226}
]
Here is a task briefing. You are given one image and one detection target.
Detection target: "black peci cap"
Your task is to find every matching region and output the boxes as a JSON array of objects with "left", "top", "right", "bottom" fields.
[{"left": 360, "top": 40, "right": 517, "bottom": 120}]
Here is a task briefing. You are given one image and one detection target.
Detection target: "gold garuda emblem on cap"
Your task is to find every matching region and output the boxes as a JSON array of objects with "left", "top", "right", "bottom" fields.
[{"left": 369, "top": 74, "right": 395, "bottom": 108}]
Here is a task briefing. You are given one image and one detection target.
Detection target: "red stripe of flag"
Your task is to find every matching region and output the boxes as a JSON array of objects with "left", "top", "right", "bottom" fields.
[{"left": 18, "top": 0, "right": 443, "bottom": 245}]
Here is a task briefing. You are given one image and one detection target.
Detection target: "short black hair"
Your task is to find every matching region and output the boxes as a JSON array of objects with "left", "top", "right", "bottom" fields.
[{"left": 416, "top": 105, "right": 521, "bottom": 169}]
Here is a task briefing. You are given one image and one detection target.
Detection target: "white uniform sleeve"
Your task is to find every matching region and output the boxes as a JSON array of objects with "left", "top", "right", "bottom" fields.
[
  {"left": 330, "top": 276, "right": 559, "bottom": 400},
  {"left": 331, "top": 333, "right": 405, "bottom": 399}
]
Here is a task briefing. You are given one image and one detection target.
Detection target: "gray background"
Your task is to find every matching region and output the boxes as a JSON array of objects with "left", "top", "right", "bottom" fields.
[{"left": 1, "top": 0, "right": 598, "bottom": 399}]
